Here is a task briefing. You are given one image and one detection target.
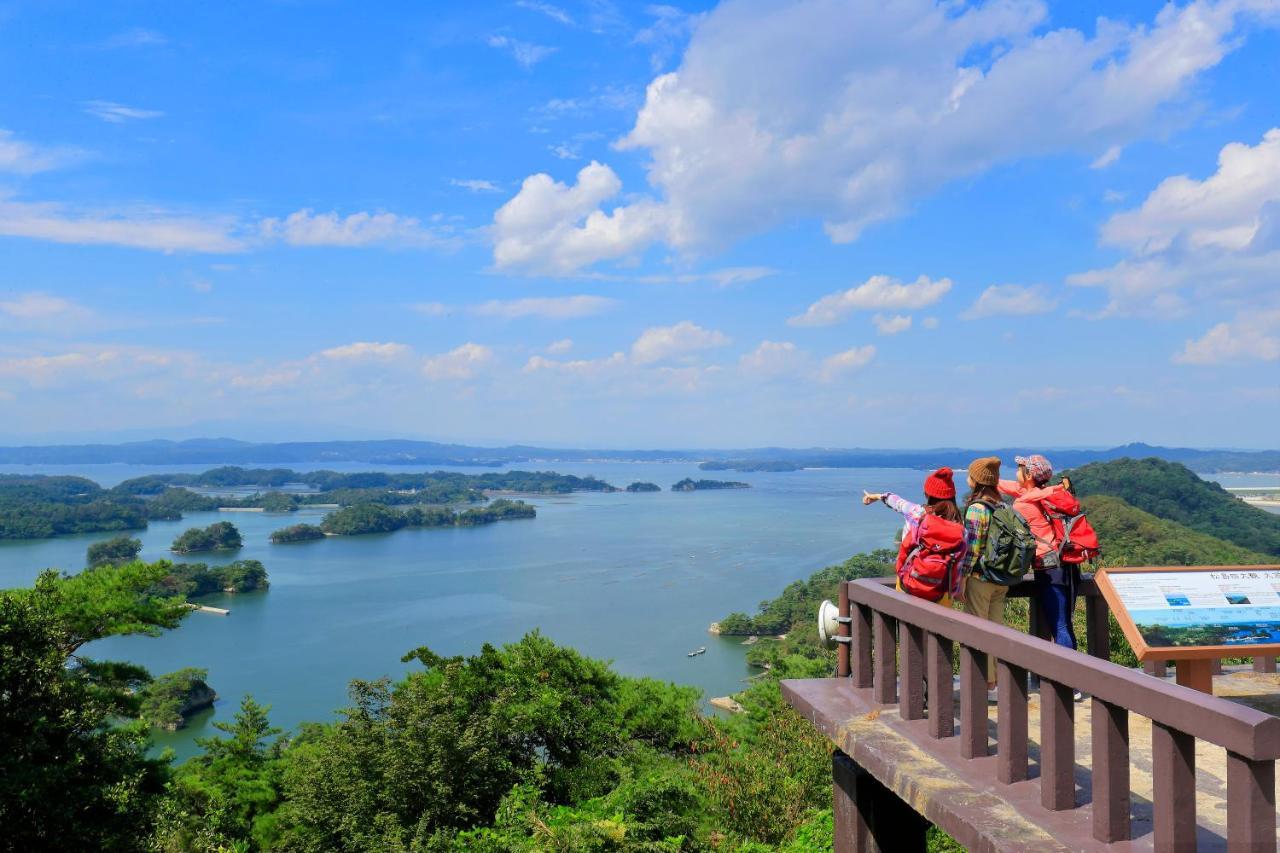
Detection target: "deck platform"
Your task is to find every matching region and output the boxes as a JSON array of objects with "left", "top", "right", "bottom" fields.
[{"left": 785, "top": 669, "right": 1280, "bottom": 851}]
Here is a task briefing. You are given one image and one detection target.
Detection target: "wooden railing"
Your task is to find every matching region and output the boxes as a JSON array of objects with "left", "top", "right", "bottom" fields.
[{"left": 833, "top": 576, "right": 1280, "bottom": 850}]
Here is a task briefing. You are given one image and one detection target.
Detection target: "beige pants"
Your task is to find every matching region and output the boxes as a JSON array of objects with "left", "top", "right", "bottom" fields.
[{"left": 963, "top": 575, "right": 1009, "bottom": 683}]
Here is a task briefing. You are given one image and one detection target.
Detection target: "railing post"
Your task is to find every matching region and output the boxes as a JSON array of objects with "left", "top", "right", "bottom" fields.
[
  {"left": 926, "top": 632, "right": 954, "bottom": 739},
  {"left": 1254, "top": 655, "right": 1277, "bottom": 674},
  {"left": 1143, "top": 658, "right": 1168, "bottom": 678},
  {"left": 853, "top": 604, "right": 873, "bottom": 688},
  {"left": 1039, "top": 679, "right": 1074, "bottom": 810},
  {"left": 1090, "top": 698, "right": 1130, "bottom": 842},
  {"left": 832, "top": 749, "right": 928, "bottom": 853},
  {"left": 959, "top": 644, "right": 987, "bottom": 758},
  {"left": 872, "top": 611, "right": 896, "bottom": 705},
  {"left": 1152, "top": 722, "right": 1196, "bottom": 850},
  {"left": 1085, "top": 594, "right": 1110, "bottom": 661},
  {"left": 1227, "top": 751, "right": 1276, "bottom": 853},
  {"left": 997, "top": 662, "right": 1028, "bottom": 784},
  {"left": 900, "top": 623, "right": 925, "bottom": 721},
  {"left": 837, "top": 581, "right": 851, "bottom": 678}
]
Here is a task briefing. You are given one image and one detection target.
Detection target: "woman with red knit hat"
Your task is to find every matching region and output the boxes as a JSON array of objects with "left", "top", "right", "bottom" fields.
[{"left": 863, "top": 467, "right": 966, "bottom": 605}]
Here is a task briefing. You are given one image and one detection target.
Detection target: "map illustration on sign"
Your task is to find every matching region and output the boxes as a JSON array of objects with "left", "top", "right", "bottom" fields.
[{"left": 1106, "top": 569, "right": 1280, "bottom": 648}]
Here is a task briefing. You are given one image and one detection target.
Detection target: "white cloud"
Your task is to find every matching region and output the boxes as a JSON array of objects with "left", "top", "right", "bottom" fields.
[
  {"left": 1175, "top": 310, "right": 1280, "bottom": 365},
  {"left": 872, "top": 314, "right": 912, "bottom": 335},
  {"left": 83, "top": 100, "right": 164, "bottom": 123},
  {"left": 820, "top": 345, "right": 876, "bottom": 381},
  {"left": 497, "top": 0, "right": 1278, "bottom": 273},
  {"left": 1090, "top": 146, "right": 1122, "bottom": 170},
  {"left": 631, "top": 320, "right": 729, "bottom": 364},
  {"left": 471, "top": 295, "right": 616, "bottom": 319},
  {"left": 0, "top": 198, "right": 244, "bottom": 252},
  {"left": 634, "top": 4, "right": 702, "bottom": 71},
  {"left": 0, "top": 345, "right": 191, "bottom": 388},
  {"left": 789, "top": 275, "right": 951, "bottom": 327},
  {"left": 524, "top": 351, "right": 627, "bottom": 376},
  {"left": 962, "top": 284, "right": 1058, "bottom": 319},
  {"left": 100, "top": 28, "right": 168, "bottom": 49},
  {"left": 517, "top": 0, "right": 573, "bottom": 25},
  {"left": 921, "top": 316, "right": 940, "bottom": 330},
  {"left": 629, "top": 266, "right": 776, "bottom": 287},
  {"left": 259, "top": 209, "right": 452, "bottom": 248},
  {"left": 450, "top": 178, "right": 501, "bottom": 193},
  {"left": 0, "top": 130, "right": 82, "bottom": 174},
  {"left": 738, "top": 340, "right": 804, "bottom": 377},
  {"left": 1072, "top": 128, "right": 1280, "bottom": 317},
  {"left": 422, "top": 343, "right": 495, "bottom": 379},
  {"left": 318, "top": 342, "right": 412, "bottom": 361},
  {"left": 0, "top": 292, "right": 88, "bottom": 320},
  {"left": 546, "top": 338, "right": 573, "bottom": 354},
  {"left": 412, "top": 302, "right": 450, "bottom": 317},
  {"left": 488, "top": 35, "right": 557, "bottom": 68},
  {"left": 492, "top": 161, "right": 669, "bottom": 274}
]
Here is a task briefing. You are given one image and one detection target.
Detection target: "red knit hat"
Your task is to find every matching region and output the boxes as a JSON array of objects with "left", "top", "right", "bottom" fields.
[{"left": 923, "top": 467, "right": 956, "bottom": 499}]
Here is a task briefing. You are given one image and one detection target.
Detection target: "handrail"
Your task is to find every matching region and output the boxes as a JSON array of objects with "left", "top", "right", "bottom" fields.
[{"left": 839, "top": 576, "right": 1280, "bottom": 849}]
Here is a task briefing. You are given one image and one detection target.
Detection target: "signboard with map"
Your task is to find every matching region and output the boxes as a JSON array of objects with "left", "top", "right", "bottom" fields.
[{"left": 1095, "top": 565, "right": 1280, "bottom": 661}]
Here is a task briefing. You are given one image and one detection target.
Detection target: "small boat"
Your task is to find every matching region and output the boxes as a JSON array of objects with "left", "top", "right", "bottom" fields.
[{"left": 687, "top": 646, "right": 706, "bottom": 657}]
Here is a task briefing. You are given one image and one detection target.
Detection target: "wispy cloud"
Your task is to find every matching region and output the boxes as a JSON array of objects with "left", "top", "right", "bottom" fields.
[
  {"left": 0, "top": 130, "right": 84, "bottom": 174},
  {"left": 258, "top": 209, "right": 456, "bottom": 249},
  {"left": 413, "top": 295, "right": 616, "bottom": 320},
  {"left": 517, "top": 0, "right": 573, "bottom": 26},
  {"left": 449, "top": 178, "right": 502, "bottom": 193},
  {"left": 0, "top": 198, "right": 244, "bottom": 253},
  {"left": 83, "top": 100, "right": 165, "bottom": 123},
  {"left": 100, "top": 28, "right": 169, "bottom": 49},
  {"left": 789, "top": 275, "right": 951, "bottom": 327},
  {"left": 962, "top": 284, "right": 1058, "bottom": 319},
  {"left": 488, "top": 35, "right": 557, "bottom": 69}
]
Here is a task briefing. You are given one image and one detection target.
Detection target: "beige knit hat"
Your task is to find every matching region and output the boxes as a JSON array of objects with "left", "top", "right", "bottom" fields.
[{"left": 968, "top": 456, "right": 1001, "bottom": 487}]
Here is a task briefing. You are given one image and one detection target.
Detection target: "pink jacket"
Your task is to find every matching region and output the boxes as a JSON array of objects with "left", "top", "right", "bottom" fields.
[{"left": 997, "top": 479, "right": 1070, "bottom": 565}]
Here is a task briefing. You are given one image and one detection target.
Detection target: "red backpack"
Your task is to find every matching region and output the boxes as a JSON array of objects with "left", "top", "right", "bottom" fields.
[
  {"left": 896, "top": 513, "right": 965, "bottom": 602},
  {"left": 1034, "top": 490, "right": 1100, "bottom": 565}
]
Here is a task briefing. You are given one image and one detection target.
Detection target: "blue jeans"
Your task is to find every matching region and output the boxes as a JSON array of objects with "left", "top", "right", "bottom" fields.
[{"left": 1034, "top": 566, "right": 1079, "bottom": 651}]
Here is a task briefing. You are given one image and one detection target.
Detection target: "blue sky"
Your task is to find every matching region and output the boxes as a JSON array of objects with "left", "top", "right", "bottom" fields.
[{"left": 1, "top": 0, "right": 1278, "bottom": 448}]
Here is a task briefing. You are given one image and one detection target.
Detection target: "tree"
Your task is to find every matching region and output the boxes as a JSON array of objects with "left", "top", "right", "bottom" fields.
[
  {"left": 171, "top": 521, "right": 243, "bottom": 553},
  {"left": 87, "top": 534, "right": 143, "bottom": 567},
  {"left": 0, "top": 564, "right": 187, "bottom": 850}
]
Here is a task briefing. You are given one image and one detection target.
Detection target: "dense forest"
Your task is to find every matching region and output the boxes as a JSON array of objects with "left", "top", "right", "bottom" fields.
[
  {"left": 269, "top": 524, "right": 326, "bottom": 544},
  {"left": 1068, "top": 457, "right": 1280, "bottom": 556},
  {"left": 318, "top": 499, "right": 536, "bottom": 536},
  {"left": 171, "top": 522, "right": 243, "bottom": 554},
  {"left": 626, "top": 481, "right": 662, "bottom": 492}
]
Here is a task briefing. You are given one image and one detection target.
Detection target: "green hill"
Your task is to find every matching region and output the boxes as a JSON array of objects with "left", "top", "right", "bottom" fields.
[
  {"left": 1068, "top": 457, "right": 1280, "bottom": 557},
  {"left": 1084, "top": 495, "right": 1271, "bottom": 566}
]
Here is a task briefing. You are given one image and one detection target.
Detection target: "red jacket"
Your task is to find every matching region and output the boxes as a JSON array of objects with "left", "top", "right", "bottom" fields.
[{"left": 998, "top": 479, "right": 1069, "bottom": 565}]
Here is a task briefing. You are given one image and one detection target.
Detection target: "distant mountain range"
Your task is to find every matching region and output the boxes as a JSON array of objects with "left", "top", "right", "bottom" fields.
[{"left": 0, "top": 439, "right": 1276, "bottom": 473}]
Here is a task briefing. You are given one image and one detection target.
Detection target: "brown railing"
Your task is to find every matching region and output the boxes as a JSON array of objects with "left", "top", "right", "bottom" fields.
[{"left": 833, "top": 576, "right": 1280, "bottom": 850}]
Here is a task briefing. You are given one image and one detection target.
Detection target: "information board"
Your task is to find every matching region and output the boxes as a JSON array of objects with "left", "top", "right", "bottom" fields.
[{"left": 1094, "top": 565, "right": 1280, "bottom": 662}]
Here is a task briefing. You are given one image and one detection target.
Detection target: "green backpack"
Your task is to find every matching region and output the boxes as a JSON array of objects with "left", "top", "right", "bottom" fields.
[{"left": 979, "top": 503, "right": 1035, "bottom": 586}]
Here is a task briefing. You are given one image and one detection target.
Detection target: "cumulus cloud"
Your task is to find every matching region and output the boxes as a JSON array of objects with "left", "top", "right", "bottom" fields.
[
  {"left": 494, "top": 0, "right": 1277, "bottom": 274},
  {"left": 820, "top": 345, "right": 876, "bottom": 381},
  {"left": 259, "top": 209, "right": 452, "bottom": 248},
  {"left": 872, "top": 314, "right": 912, "bottom": 335},
  {"left": 83, "top": 101, "right": 164, "bottom": 123},
  {"left": 471, "top": 295, "right": 616, "bottom": 319},
  {"left": 492, "top": 161, "right": 670, "bottom": 274},
  {"left": 318, "top": 342, "right": 412, "bottom": 361},
  {"left": 962, "top": 284, "right": 1058, "bottom": 319},
  {"left": 789, "top": 275, "right": 951, "bottom": 327},
  {"left": 0, "top": 130, "right": 83, "bottom": 174},
  {"left": 488, "top": 34, "right": 557, "bottom": 68},
  {"left": 422, "top": 343, "right": 495, "bottom": 379},
  {"left": 630, "top": 320, "right": 729, "bottom": 364},
  {"left": 1175, "top": 310, "right": 1280, "bottom": 365},
  {"left": 738, "top": 340, "right": 804, "bottom": 377},
  {"left": 1072, "top": 127, "right": 1280, "bottom": 319}
]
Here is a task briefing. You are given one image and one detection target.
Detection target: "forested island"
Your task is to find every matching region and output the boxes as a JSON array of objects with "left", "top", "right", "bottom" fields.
[
  {"left": 625, "top": 481, "right": 661, "bottom": 492},
  {"left": 269, "top": 523, "right": 325, "bottom": 543},
  {"left": 138, "top": 668, "right": 217, "bottom": 731},
  {"left": 671, "top": 478, "right": 751, "bottom": 492},
  {"left": 315, "top": 499, "right": 536, "bottom": 536},
  {"left": 171, "top": 522, "right": 243, "bottom": 554},
  {"left": 160, "top": 560, "right": 268, "bottom": 597},
  {"left": 0, "top": 467, "right": 618, "bottom": 541}
]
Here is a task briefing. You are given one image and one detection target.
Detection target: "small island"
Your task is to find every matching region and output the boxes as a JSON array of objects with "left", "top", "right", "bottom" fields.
[
  {"left": 270, "top": 523, "right": 326, "bottom": 543},
  {"left": 161, "top": 559, "right": 268, "bottom": 597},
  {"left": 625, "top": 482, "right": 661, "bottom": 492},
  {"left": 138, "top": 668, "right": 217, "bottom": 731},
  {"left": 171, "top": 521, "right": 243, "bottom": 553},
  {"left": 87, "top": 534, "right": 143, "bottom": 567},
  {"left": 671, "top": 478, "right": 751, "bottom": 492}
]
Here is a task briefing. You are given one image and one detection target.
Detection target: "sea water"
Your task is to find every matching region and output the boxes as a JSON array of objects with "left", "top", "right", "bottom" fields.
[{"left": 0, "top": 461, "right": 931, "bottom": 760}]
